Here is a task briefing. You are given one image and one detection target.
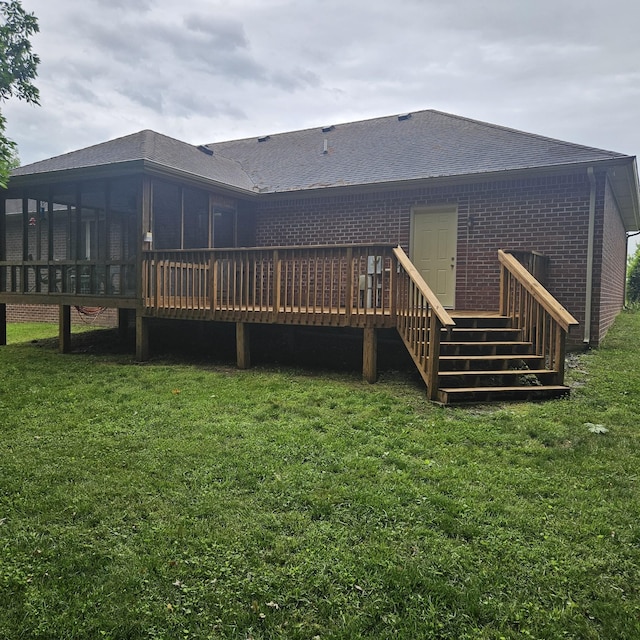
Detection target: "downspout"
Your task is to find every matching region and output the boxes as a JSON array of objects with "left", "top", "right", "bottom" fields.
[{"left": 584, "top": 167, "right": 596, "bottom": 345}]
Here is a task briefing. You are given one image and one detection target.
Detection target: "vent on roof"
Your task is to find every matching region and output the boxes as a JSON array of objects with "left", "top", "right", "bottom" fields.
[
  {"left": 397, "top": 113, "right": 412, "bottom": 121},
  {"left": 321, "top": 125, "right": 335, "bottom": 133},
  {"left": 197, "top": 145, "right": 213, "bottom": 156},
  {"left": 258, "top": 135, "right": 271, "bottom": 142}
]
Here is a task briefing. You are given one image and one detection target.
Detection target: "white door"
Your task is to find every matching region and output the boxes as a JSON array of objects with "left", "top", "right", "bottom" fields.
[{"left": 411, "top": 207, "right": 458, "bottom": 308}]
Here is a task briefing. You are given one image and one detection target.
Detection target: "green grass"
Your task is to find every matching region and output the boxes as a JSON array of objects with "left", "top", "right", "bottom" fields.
[{"left": 1, "top": 316, "right": 640, "bottom": 639}]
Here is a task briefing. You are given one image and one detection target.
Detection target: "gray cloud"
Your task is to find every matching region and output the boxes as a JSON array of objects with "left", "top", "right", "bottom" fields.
[
  {"left": 7, "top": 0, "right": 640, "bottom": 172},
  {"left": 183, "top": 14, "right": 249, "bottom": 50},
  {"left": 93, "top": 0, "right": 154, "bottom": 10}
]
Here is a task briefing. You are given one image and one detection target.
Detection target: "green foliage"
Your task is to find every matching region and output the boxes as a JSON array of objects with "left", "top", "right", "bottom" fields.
[
  {"left": 0, "top": 0, "right": 39, "bottom": 187},
  {"left": 1, "top": 317, "right": 640, "bottom": 638},
  {"left": 627, "top": 244, "right": 640, "bottom": 304}
]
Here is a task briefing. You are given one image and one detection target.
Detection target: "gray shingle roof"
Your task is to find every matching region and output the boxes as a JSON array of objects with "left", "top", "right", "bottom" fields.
[
  {"left": 12, "top": 129, "right": 255, "bottom": 192},
  {"left": 11, "top": 109, "right": 633, "bottom": 197},
  {"left": 207, "top": 109, "right": 630, "bottom": 193}
]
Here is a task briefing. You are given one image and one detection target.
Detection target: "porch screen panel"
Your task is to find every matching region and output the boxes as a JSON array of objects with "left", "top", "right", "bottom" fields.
[
  {"left": 213, "top": 207, "right": 235, "bottom": 248},
  {"left": 109, "top": 177, "right": 140, "bottom": 296},
  {"left": 26, "top": 186, "right": 54, "bottom": 293},
  {"left": 152, "top": 181, "right": 181, "bottom": 250},
  {"left": 76, "top": 181, "right": 106, "bottom": 295},
  {"left": 49, "top": 183, "right": 77, "bottom": 293},
  {"left": 183, "top": 188, "right": 209, "bottom": 249}
]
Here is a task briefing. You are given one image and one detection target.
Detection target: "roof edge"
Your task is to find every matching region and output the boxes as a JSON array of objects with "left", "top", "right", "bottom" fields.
[
  {"left": 5, "top": 158, "right": 259, "bottom": 200},
  {"left": 256, "top": 156, "right": 637, "bottom": 199}
]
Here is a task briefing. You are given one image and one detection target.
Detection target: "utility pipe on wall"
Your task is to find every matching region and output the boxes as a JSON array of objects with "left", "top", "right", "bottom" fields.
[{"left": 584, "top": 167, "right": 597, "bottom": 345}]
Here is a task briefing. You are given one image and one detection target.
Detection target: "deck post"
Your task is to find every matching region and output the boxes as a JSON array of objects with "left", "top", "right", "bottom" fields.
[
  {"left": 426, "top": 312, "right": 441, "bottom": 401},
  {"left": 236, "top": 322, "right": 250, "bottom": 369},
  {"left": 362, "top": 326, "right": 377, "bottom": 383},
  {"left": 136, "top": 312, "right": 150, "bottom": 361},
  {"left": 553, "top": 327, "right": 566, "bottom": 385},
  {"left": 0, "top": 303, "right": 6, "bottom": 346},
  {"left": 59, "top": 305, "right": 71, "bottom": 354}
]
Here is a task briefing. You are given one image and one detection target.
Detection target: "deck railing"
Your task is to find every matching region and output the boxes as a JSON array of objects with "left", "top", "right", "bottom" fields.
[
  {"left": 142, "top": 244, "right": 453, "bottom": 396},
  {"left": 393, "top": 247, "right": 456, "bottom": 400},
  {"left": 142, "top": 245, "right": 398, "bottom": 327},
  {"left": 0, "top": 260, "right": 136, "bottom": 297},
  {"left": 503, "top": 249, "right": 549, "bottom": 286},
  {"left": 499, "top": 249, "right": 578, "bottom": 383}
]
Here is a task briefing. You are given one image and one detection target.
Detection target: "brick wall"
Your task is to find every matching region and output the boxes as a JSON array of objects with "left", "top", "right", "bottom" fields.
[
  {"left": 6, "top": 304, "right": 117, "bottom": 326},
  {"left": 592, "top": 177, "right": 627, "bottom": 345},
  {"left": 255, "top": 172, "right": 596, "bottom": 346}
]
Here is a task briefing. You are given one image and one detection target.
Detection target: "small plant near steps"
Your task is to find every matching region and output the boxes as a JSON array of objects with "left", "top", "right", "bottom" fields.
[{"left": 436, "top": 313, "right": 571, "bottom": 404}]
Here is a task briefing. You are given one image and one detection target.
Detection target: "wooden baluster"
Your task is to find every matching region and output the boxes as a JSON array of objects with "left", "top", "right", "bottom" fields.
[
  {"left": 210, "top": 252, "right": 217, "bottom": 318},
  {"left": 345, "top": 248, "right": 353, "bottom": 323},
  {"left": 272, "top": 250, "right": 280, "bottom": 322}
]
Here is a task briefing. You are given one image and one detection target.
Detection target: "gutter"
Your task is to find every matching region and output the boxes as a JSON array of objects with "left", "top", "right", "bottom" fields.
[{"left": 584, "top": 167, "right": 596, "bottom": 345}]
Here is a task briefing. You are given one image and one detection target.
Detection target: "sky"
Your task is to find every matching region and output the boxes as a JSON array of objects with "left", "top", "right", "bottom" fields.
[{"left": 4, "top": 0, "right": 640, "bottom": 247}]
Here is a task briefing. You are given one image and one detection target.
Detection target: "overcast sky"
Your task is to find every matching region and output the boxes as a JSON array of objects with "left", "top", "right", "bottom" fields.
[{"left": 4, "top": 0, "right": 640, "bottom": 244}]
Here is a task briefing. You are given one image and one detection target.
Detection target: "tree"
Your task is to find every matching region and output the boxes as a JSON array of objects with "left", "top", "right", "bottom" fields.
[
  {"left": 0, "top": 0, "right": 39, "bottom": 188},
  {"left": 627, "top": 244, "right": 640, "bottom": 305}
]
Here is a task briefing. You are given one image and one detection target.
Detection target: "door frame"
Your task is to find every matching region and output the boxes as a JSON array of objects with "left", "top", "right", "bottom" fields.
[{"left": 410, "top": 205, "right": 459, "bottom": 309}]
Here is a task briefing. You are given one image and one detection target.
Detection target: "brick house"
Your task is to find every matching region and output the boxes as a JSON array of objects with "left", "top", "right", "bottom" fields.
[{"left": 1, "top": 110, "right": 638, "bottom": 402}]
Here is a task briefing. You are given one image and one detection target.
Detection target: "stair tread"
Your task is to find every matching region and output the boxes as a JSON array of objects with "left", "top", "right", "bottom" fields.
[
  {"left": 439, "top": 385, "right": 569, "bottom": 393},
  {"left": 438, "top": 369, "right": 556, "bottom": 376},
  {"left": 446, "top": 327, "right": 521, "bottom": 331},
  {"left": 441, "top": 341, "right": 532, "bottom": 346},
  {"left": 449, "top": 312, "right": 505, "bottom": 318},
  {"left": 439, "top": 354, "right": 543, "bottom": 360}
]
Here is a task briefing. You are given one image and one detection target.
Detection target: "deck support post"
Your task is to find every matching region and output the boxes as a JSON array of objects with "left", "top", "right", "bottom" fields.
[
  {"left": 426, "top": 313, "right": 442, "bottom": 401},
  {"left": 554, "top": 328, "right": 566, "bottom": 385},
  {"left": 59, "top": 305, "right": 71, "bottom": 354},
  {"left": 136, "top": 313, "right": 150, "bottom": 361},
  {"left": 236, "top": 322, "right": 250, "bottom": 369},
  {"left": 0, "top": 303, "right": 6, "bottom": 346},
  {"left": 363, "top": 326, "right": 377, "bottom": 383}
]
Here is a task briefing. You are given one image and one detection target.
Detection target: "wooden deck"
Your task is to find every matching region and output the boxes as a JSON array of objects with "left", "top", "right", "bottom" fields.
[
  {"left": 1, "top": 244, "right": 578, "bottom": 403},
  {"left": 137, "top": 245, "right": 577, "bottom": 403}
]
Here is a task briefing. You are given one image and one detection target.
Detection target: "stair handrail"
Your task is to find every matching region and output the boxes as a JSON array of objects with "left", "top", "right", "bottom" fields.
[
  {"left": 498, "top": 249, "right": 578, "bottom": 384},
  {"left": 393, "top": 247, "right": 455, "bottom": 400},
  {"left": 393, "top": 247, "right": 455, "bottom": 328},
  {"left": 498, "top": 250, "right": 578, "bottom": 332}
]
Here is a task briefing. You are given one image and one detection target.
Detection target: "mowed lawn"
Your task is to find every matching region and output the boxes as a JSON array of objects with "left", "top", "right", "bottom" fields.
[{"left": 1, "top": 316, "right": 640, "bottom": 639}]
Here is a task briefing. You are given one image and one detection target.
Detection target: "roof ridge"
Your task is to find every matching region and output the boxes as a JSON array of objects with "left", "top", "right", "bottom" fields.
[
  {"left": 207, "top": 109, "right": 441, "bottom": 147},
  {"left": 428, "top": 109, "right": 629, "bottom": 159},
  {"left": 207, "top": 108, "right": 630, "bottom": 160}
]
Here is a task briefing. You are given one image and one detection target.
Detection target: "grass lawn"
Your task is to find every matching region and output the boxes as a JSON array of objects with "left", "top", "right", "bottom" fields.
[{"left": 1, "top": 316, "right": 640, "bottom": 639}]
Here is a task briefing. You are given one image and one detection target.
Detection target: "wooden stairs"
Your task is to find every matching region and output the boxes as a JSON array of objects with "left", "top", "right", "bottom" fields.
[{"left": 435, "top": 313, "right": 571, "bottom": 404}]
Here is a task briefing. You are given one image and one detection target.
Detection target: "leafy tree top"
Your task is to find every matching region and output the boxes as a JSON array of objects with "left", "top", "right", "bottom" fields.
[
  {"left": 0, "top": 0, "right": 40, "bottom": 105},
  {"left": 0, "top": 0, "right": 39, "bottom": 187}
]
